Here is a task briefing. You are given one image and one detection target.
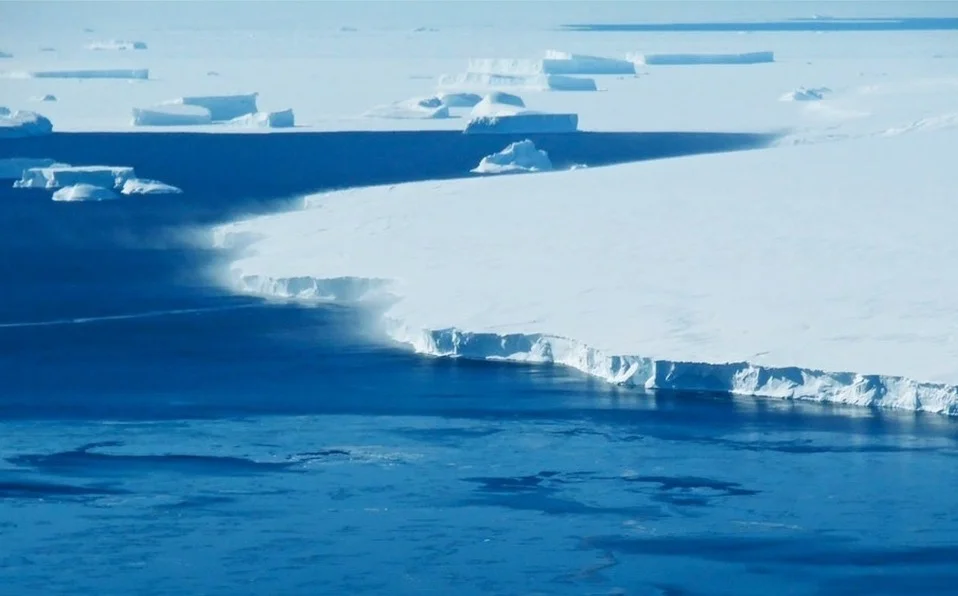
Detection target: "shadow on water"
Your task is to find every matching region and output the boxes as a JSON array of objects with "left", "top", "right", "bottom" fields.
[
  {"left": 0, "top": 130, "right": 777, "bottom": 200},
  {"left": 562, "top": 17, "right": 958, "bottom": 33}
]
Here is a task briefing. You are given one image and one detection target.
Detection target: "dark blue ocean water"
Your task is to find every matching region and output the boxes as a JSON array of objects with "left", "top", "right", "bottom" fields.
[{"left": 1, "top": 132, "right": 957, "bottom": 595}]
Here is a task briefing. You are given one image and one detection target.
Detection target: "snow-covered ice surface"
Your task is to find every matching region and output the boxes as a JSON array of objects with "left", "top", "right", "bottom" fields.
[
  {"left": 472, "top": 139, "right": 553, "bottom": 174},
  {"left": 85, "top": 40, "right": 147, "bottom": 51},
  {"left": 464, "top": 111, "right": 579, "bottom": 134},
  {"left": 220, "top": 123, "right": 958, "bottom": 414},
  {"left": 1, "top": 68, "right": 149, "bottom": 80},
  {"left": 438, "top": 72, "right": 599, "bottom": 92},
  {"left": 132, "top": 104, "right": 213, "bottom": 126},
  {"left": 779, "top": 86, "right": 832, "bottom": 101},
  {"left": 364, "top": 96, "right": 451, "bottom": 120},
  {"left": 51, "top": 183, "right": 119, "bottom": 202},
  {"left": 120, "top": 178, "right": 182, "bottom": 195}
]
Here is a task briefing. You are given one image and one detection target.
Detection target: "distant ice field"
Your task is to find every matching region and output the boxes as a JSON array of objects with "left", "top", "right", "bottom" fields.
[{"left": 1, "top": 1, "right": 957, "bottom": 133}]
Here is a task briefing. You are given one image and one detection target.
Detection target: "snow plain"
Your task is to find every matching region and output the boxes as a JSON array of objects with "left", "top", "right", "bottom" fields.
[{"left": 5, "top": 1, "right": 958, "bottom": 413}]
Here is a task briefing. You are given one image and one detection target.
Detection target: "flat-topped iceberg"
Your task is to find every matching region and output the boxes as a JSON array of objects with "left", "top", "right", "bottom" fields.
[
  {"left": 629, "top": 51, "right": 774, "bottom": 65},
  {"left": 464, "top": 112, "right": 578, "bottom": 134},
  {"left": 132, "top": 104, "right": 213, "bottom": 126},
  {"left": 166, "top": 93, "right": 259, "bottom": 121},
  {"left": 468, "top": 52, "right": 635, "bottom": 75},
  {"left": 16, "top": 165, "right": 135, "bottom": 189},
  {"left": 227, "top": 109, "right": 296, "bottom": 128},
  {"left": 0, "top": 110, "right": 53, "bottom": 138},
  {"left": 0, "top": 158, "right": 64, "bottom": 179}
]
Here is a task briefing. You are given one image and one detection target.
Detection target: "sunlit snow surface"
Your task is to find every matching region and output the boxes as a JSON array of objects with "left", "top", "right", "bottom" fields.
[{"left": 3, "top": 1, "right": 958, "bottom": 594}]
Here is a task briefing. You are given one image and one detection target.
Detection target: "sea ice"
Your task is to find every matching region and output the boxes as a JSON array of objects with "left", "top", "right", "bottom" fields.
[
  {"left": 52, "top": 184, "right": 119, "bottom": 202},
  {"left": 364, "top": 97, "right": 451, "bottom": 119},
  {"left": 227, "top": 109, "right": 296, "bottom": 128},
  {"left": 168, "top": 94, "right": 259, "bottom": 121},
  {"left": 629, "top": 51, "right": 775, "bottom": 65},
  {"left": 0, "top": 68, "right": 149, "bottom": 79},
  {"left": 0, "top": 110, "right": 53, "bottom": 138},
  {"left": 132, "top": 104, "right": 213, "bottom": 126},
  {"left": 86, "top": 40, "right": 148, "bottom": 51},
  {"left": 16, "top": 165, "right": 135, "bottom": 189},
  {"left": 120, "top": 178, "right": 182, "bottom": 195},
  {"left": 780, "top": 87, "right": 832, "bottom": 101},
  {"left": 472, "top": 140, "right": 553, "bottom": 174},
  {"left": 216, "top": 127, "right": 958, "bottom": 415},
  {"left": 438, "top": 73, "right": 597, "bottom": 92}
]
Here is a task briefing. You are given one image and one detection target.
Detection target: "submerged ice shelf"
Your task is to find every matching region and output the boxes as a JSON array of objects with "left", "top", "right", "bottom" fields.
[{"left": 215, "top": 126, "right": 958, "bottom": 415}]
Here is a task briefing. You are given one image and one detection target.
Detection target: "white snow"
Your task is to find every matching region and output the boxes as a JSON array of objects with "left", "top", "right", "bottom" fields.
[
  {"left": 51, "top": 184, "right": 119, "bottom": 202},
  {"left": 0, "top": 158, "right": 64, "bottom": 180},
  {"left": 227, "top": 109, "right": 296, "bottom": 128},
  {"left": 437, "top": 73, "right": 597, "bottom": 92},
  {"left": 120, "top": 178, "right": 182, "bottom": 195},
  {"left": 216, "top": 124, "right": 958, "bottom": 415},
  {"left": 167, "top": 94, "right": 258, "bottom": 121},
  {"left": 464, "top": 112, "right": 578, "bottom": 134},
  {"left": 364, "top": 97, "right": 450, "bottom": 120},
  {"left": 132, "top": 104, "right": 213, "bottom": 126},
  {"left": 15, "top": 165, "right": 135, "bottom": 190},
  {"left": 629, "top": 51, "right": 775, "bottom": 66},
  {"left": 0, "top": 69, "right": 149, "bottom": 80},
  {"left": 86, "top": 40, "right": 148, "bottom": 51},
  {"left": 780, "top": 87, "right": 832, "bottom": 102},
  {"left": 0, "top": 110, "right": 53, "bottom": 138},
  {"left": 468, "top": 93, "right": 526, "bottom": 118},
  {"left": 472, "top": 140, "right": 553, "bottom": 174}
]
